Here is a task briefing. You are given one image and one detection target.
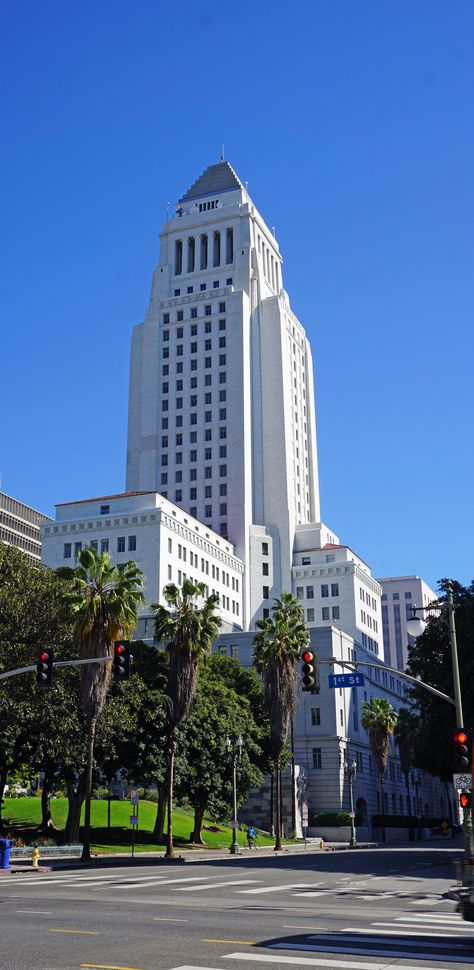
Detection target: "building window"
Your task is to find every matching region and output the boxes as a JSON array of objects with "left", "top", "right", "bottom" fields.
[
  {"left": 191, "top": 307, "right": 197, "bottom": 319},
  {"left": 220, "top": 483, "right": 227, "bottom": 496},
  {"left": 262, "top": 586, "right": 269, "bottom": 599},
  {"left": 100, "top": 504, "right": 110, "bottom": 515},
  {"left": 161, "top": 473, "right": 168, "bottom": 485},
  {"left": 331, "top": 583, "right": 339, "bottom": 597},
  {"left": 220, "top": 503, "right": 227, "bottom": 516},
  {"left": 90, "top": 540, "right": 98, "bottom": 551},
  {"left": 307, "top": 608, "right": 315, "bottom": 622},
  {"left": 311, "top": 708, "right": 321, "bottom": 726},
  {"left": 117, "top": 536, "right": 125, "bottom": 553},
  {"left": 163, "top": 314, "right": 169, "bottom": 326},
  {"left": 101, "top": 539, "right": 109, "bottom": 553},
  {"left": 332, "top": 606, "right": 340, "bottom": 620},
  {"left": 296, "top": 586, "right": 303, "bottom": 598},
  {"left": 63, "top": 542, "right": 72, "bottom": 558},
  {"left": 205, "top": 505, "right": 212, "bottom": 518},
  {"left": 322, "top": 607, "right": 330, "bottom": 621},
  {"left": 128, "top": 535, "right": 136, "bottom": 552},
  {"left": 219, "top": 319, "right": 226, "bottom": 330},
  {"left": 312, "top": 748, "right": 322, "bottom": 769},
  {"left": 321, "top": 584, "right": 329, "bottom": 597},
  {"left": 306, "top": 586, "right": 314, "bottom": 599},
  {"left": 262, "top": 562, "right": 269, "bottom": 576},
  {"left": 302, "top": 556, "right": 310, "bottom": 565},
  {"left": 74, "top": 541, "right": 82, "bottom": 558},
  {"left": 219, "top": 301, "right": 226, "bottom": 313}
]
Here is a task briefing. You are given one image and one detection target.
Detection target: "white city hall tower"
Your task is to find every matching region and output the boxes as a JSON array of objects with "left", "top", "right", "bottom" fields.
[{"left": 126, "top": 160, "right": 321, "bottom": 630}]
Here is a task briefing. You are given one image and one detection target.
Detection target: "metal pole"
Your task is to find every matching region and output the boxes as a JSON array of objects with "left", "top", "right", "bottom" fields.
[
  {"left": 447, "top": 582, "right": 473, "bottom": 859},
  {"left": 348, "top": 771, "right": 356, "bottom": 848},
  {"left": 230, "top": 756, "right": 239, "bottom": 855}
]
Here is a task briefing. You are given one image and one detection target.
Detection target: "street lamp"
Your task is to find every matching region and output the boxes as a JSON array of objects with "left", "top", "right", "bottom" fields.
[
  {"left": 344, "top": 759, "right": 357, "bottom": 848},
  {"left": 226, "top": 736, "right": 243, "bottom": 855},
  {"left": 406, "top": 580, "right": 472, "bottom": 859},
  {"left": 410, "top": 768, "right": 422, "bottom": 841}
]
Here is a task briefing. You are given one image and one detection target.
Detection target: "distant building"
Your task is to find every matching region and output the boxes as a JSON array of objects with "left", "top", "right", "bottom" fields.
[
  {"left": 377, "top": 575, "right": 438, "bottom": 672},
  {"left": 40, "top": 490, "right": 244, "bottom": 636},
  {"left": 0, "top": 490, "right": 52, "bottom": 564}
]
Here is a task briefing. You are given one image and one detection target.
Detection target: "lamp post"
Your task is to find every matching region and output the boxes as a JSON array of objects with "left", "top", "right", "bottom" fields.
[
  {"left": 410, "top": 768, "right": 422, "bottom": 841},
  {"left": 344, "top": 759, "right": 357, "bottom": 847},
  {"left": 406, "top": 581, "right": 472, "bottom": 858},
  {"left": 226, "top": 736, "right": 243, "bottom": 855}
]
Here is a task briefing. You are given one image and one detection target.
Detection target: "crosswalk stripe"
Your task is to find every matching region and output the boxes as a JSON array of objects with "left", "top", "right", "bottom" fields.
[
  {"left": 110, "top": 876, "right": 209, "bottom": 890},
  {"left": 236, "top": 884, "right": 314, "bottom": 895},
  {"left": 292, "top": 890, "right": 334, "bottom": 897},
  {"left": 369, "top": 922, "right": 474, "bottom": 934},
  {"left": 268, "top": 942, "right": 474, "bottom": 962},
  {"left": 335, "top": 929, "right": 469, "bottom": 945},
  {"left": 223, "top": 954, "right": 470, "bottom": 969},
  {"left": 174, "top": 880, "right": 259, "bottom": 891},
  {"left": 394, "top": 914, "right": 463, "bottom": 922}
]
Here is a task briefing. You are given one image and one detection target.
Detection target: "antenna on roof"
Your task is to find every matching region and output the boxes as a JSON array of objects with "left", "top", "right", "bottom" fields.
[
  {"left": 166, "top": 202, "right": 170, "bottom": 220},
  {"left": 244, "top": 181, "right": 248, "bottom": 192},
  {"left": 220, "top": 144, "right": 225, "bottom": 161}
]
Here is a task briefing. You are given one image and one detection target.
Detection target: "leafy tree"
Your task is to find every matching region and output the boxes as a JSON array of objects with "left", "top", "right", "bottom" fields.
[
  {"left": 152, "top": 580, "right": 221, "bottom": 858},
  {"left": 57, "top": 548, "right": 144, "bottom": 859},
  {"left": 176, "top": 662, "right": 267, "bottom": 843},
  {"left": 253, "top": 592, "right": 308, "bottom": 850},
  {"left": 406, "top": 578, "right": 474, "bottom": 782},
  {"left": 394, "top": 707, "right": 416, "bottom": 819},
  {"left": 0, "top": 544, "right": 72, "bottom": 826},
  {"left": 361, "top": 697, "right": 398, "bottom": 841}
]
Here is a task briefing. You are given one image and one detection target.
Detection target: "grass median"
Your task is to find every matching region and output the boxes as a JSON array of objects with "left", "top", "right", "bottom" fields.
[{"left": 1, "top": 797, "right": 275, "bottom": 854}]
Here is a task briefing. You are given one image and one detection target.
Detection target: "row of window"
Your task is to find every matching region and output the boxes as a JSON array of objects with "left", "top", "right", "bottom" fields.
[
  {"left": 171, "top": 568, "right": 240, "bottom": 615},
  {"left": 64, "top": 536, "right": 137, "bottom": 558},
  {"left": 360, "top": 610, "right": 378, "bottom": 632},
  {"left": 296, "top": 583, "right": 339, "bottom": 599},
  {"left": 171, "top": 278, "right": 232, "bottom": 297},
  {"left": 359, "top": 588, "right": 378, "bottom": 610},
  {"left": 360, "top": 632, "right": 379, "bottom": 654},
  {"left": 163, "top": 302, "right": 226, "bottom": 325},
  {"left": 381, "top": 591, "right": 412, "bottom": 601}
]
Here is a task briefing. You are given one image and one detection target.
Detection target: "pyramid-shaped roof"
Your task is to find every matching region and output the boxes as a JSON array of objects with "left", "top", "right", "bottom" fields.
[{"left": 179, "top": 161, "right": 244, "bottom": 203}]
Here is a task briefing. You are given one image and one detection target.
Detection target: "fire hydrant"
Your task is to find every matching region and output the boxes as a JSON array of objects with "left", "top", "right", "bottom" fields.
[{"left": 32, "top": 847, "right": 40, "bottom": 869}]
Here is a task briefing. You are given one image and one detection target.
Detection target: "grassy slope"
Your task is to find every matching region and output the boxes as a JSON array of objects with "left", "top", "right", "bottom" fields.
[{"left": 1, "top": 798, "right": 273, "bottom": 852}]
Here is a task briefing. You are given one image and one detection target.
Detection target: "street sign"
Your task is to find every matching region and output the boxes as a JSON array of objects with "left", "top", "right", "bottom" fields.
[
  {"left": 328, "top": 672, "right": 365, "bottom": 688},
  {"left": 453, "top": 772, "right": 472, "bottom": 792},
  {"left": 230, "top": 819, "right": 239, "bottom": 829},
  {"left": 130, "top": 788, "right": 139, "bottom": 805},
  {"left": 349, "top": 811, "right": 356, "bottom": 818},
  {"left": 301, "top": 800, "right": 309, "bottom": 827},
  {"left": 130, "top": 814, "right": 138, "bottom": 825}
]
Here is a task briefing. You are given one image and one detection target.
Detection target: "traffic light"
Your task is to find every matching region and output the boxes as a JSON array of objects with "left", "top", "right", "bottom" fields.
[
  {"left": 454, "top": 729, "right": 471, "bottom": 772},
  {"left": 460, "top": 790, "right": 472, "bottom": 810},
  {"left": 301, "top": 648, "right": 319, "bottom": 693},
  {"left": 113, "top": 640, "right": 131, "bottom": 681},
  {"left": 36, "top": 647, "right": 54, "bottom": 688}
]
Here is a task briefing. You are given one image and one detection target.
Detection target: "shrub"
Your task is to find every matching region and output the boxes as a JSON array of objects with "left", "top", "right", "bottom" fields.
[
  {"left": 309, "top": 812, "right": 351, "bottom": 827},
  {"left": 371, "top": 813, "right": 446, "bottom": 828},
  {"left": 143, "top": 790, "right": 159, "bottom": 802}
]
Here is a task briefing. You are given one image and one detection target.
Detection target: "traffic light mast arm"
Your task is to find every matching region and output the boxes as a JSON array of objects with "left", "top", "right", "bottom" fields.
[
  {"left": 319, "top": 658, "right": 456, "bottom": 707},
  {"left": 0, "top": 655, "right": 113, "bottom": 683}
]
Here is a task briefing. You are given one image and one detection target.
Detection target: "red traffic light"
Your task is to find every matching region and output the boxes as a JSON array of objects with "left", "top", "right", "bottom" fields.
[
  {"left": 39, "top": 652, "right": 48, "bottom": 662},
  {"left": 302, "top": 650, "right": 313, "bottom": 663},
  {"left": 455, "top": 730, "right": 468, "bottom": 745},
  {"left": 460, "top": 791, "right": 472, "bottom": 809},
  {"left": 115, "top": 644, "right": 125, "bottom": 655}
]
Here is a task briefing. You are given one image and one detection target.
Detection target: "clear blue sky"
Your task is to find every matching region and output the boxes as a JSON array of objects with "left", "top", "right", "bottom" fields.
[{"left": 1, "top": 1, "right": 473, "bottom": 592}]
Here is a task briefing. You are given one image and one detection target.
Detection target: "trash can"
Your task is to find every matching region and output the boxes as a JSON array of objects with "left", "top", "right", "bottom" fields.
[{"left": 0, "top": 838, "right": 13, "bottom": 869}]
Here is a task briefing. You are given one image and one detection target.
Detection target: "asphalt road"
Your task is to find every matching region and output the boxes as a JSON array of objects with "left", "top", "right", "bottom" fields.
[{"left": 0, "top": 844, "right": 471, "bottom": 970}]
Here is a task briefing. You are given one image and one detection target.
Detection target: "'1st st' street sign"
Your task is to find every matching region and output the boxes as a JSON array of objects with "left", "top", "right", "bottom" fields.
[{"left": 328, "top": 672, "right": 365, "bottom": 688}]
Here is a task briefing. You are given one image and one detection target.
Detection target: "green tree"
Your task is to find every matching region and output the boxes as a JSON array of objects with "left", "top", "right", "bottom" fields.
[
  {"left": 152, "top": 580, "right": 222, "bottom": 858},
  {"left": 253, "top": 592, "right": 308, "bottom": 850},
  {"left": 0, "top": 544, "right": 72, "bottom": 826},
  {"left": 406, "top": 578, "right": 474, "bottom": 783},
  {"left": 177, "top": 662, "right": 267, "bottom": 843},
  {"left": 394, "top": 707, "right": 417, "bottom": 819},
  {"left": 57, "top": 547, "right": 144, "bottom": 860},
  {"left": 361, "top": 697, "right": 398, "bottom": 841}
]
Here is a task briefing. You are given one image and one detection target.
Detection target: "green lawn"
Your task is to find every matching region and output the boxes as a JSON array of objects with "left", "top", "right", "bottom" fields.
[{"left": 1, "top": 797, "right": 274, "bottom": 853}]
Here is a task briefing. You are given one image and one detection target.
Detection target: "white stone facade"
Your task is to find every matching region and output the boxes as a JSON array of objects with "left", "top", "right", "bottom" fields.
[
  {"left": 40, "top": 491, "right": 244, "bottom": 635},
  {"left": 378, "top": 575, "right": 438, "bottom": 672},
  {"left": 125, "top": 161, "right": 320, "bottom": 629}
]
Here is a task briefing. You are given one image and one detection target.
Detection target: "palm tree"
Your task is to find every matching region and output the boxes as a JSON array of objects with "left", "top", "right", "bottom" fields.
[
  {"left": 253, "top": 592, "right": 309, "bottom": 850},
  {"left": 394, "top": 707, "right": 416, "bottom": 821},
  {"left": 58, "top": 547, "right": 144, "bottom": 860},
  {"left": 152, "top": 579, "right": 222, "bottom": 859},
  {"left": 361, "top": 697, "right": 398, "bottom": 842}
]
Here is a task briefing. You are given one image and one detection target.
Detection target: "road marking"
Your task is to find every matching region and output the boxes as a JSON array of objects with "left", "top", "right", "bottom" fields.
[
  {"left": 292, "top": 890, "right": 334, "bottom": 897},
  {"left": 176, "top": 879, "right": 258, "bottom": 891},
  {"left": 111, "top": 876, "right": 208, "bottom": 890},
  {"left": 283, "top": 925, "right": 328, "bottom": 930},
  {"left": 223, "top": 954, "right": 471, "bottom": 969},
  {"left": 49, "top": 928, "right": 99, "bottom": 935},
  {"left": 152, "top": 917, "right": 188, "bottom": 921},
  {"left": 237, "top": 883, "right": 312, "bottom": 895},
  {"left": 368, "top": 922, "right": 474, "bottom": 934},
  {"left": 81, "top": 965, "right": 146, "bottom": 969},
  {"left": 202, "top": 940, "right": 257, "bottom": 946},
  {"left": 394, "top": 913, "right": 463, "bottom": 922},
  {"left": 16, "top": 909, "right": 52, "bottom": 914}
]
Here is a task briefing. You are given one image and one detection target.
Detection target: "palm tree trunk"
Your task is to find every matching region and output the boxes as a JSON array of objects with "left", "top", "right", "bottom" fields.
[
  {"left": 290, "top": 717, "right": 297, "bottom": 839},
  {"left": 274, "top": 758, "right": 282, "bottom": 851},
  {"left": 380, "top": 773, "right": 386, "bottom": 843},
  {"left": 269, "top": 772, "right": 275, "bottom": 837},
  {"left": 82, "top": 714, "right": 97, "bottom": 861},
  {"left": 153, "top": 783, "right": 167, "bottom": 842},
  {"left": 165, "top": 730, "right": 176, "bottom": 859},
  {"left": 404, "top": 771, "right": 412, "bottom": 818}
]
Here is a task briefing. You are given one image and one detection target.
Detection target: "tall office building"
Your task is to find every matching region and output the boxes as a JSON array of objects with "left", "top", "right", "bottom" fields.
[
  {"left": 126, "top": 160, "right": 320, "bottom": 629},
  {"left": 0, "top": 490, "right": 52, "bottom": 564},
  {"left": 378, "top": 575, "right": 438, "bottom": 671}
]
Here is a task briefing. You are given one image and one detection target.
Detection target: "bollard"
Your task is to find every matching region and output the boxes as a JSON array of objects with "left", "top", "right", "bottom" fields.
[{"left": 32, "top": 847, "right": 40, "bottom": 869}]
